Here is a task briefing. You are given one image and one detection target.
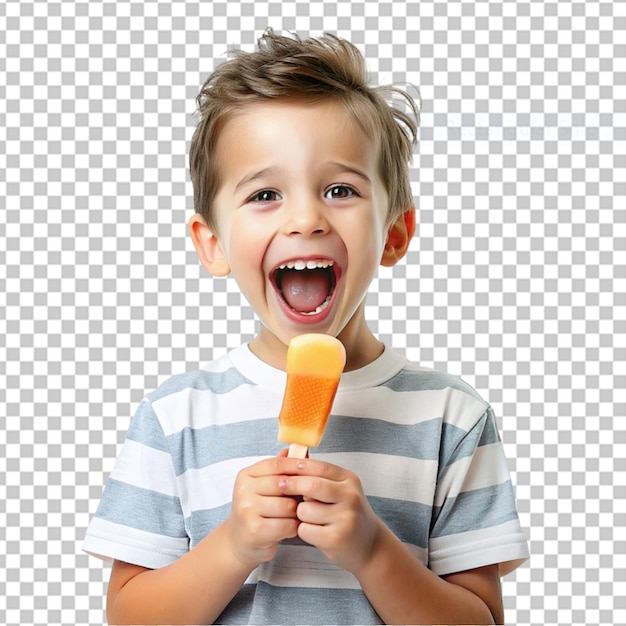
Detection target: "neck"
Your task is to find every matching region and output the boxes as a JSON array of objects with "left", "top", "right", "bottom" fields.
[{"left": 249, "top": 305, "right": 383, "bottom": 372}]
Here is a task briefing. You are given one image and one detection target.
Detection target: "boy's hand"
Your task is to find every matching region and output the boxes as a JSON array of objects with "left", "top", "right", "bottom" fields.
[
  {"left": 226, "top": 450, "right": 300, "bottom": 568},
  {"left": 278, "top": 458, "right": 382, "bottom": 575}
]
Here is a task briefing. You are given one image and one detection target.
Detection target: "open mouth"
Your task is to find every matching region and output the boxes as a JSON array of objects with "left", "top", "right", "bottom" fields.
[{"left": 272, "top": 259, "right": 338, "bottom": 316}]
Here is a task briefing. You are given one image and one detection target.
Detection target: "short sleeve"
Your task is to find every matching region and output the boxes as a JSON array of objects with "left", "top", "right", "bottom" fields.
[
  {"left": 428, "top": 407, "right": 529, "bottom": 577},
  {"left": 82, "top": 398, "right": 190, "bottom": 569}
]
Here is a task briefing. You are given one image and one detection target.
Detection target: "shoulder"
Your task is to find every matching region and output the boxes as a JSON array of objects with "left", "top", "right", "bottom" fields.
[
  {"left": 382, "top": 357, "right": 496, "bottom": 445},
  {"left": 387, "top": 361, "right": 486, "bottom": 401},
  {"left": 144, "top": 349, "right": 256, "bottom": 405},
  {"left": 127, "top": 348, "right": 259, "bottom": 438},
  {"left": 386, "top": 353, "right": 489, "bottom": 413}
]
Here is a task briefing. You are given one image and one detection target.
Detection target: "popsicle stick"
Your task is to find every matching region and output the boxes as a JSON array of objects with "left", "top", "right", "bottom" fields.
[{"left": 288, "top": 443, "right": 308, "bottom": 458}]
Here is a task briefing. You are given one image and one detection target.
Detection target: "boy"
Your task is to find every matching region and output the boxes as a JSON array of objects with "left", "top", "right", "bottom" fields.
[{"left": 83, "top": 30, "right": 528, "bottom": 625}]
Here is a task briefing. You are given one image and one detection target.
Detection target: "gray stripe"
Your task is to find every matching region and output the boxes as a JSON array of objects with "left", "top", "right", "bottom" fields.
[
  {"left": 368, "top": 495, "right": 431, "bottom": 549},
  {"left": 439, "top": 409, "right": 501, "bottom": 473},
  {"left": 186, "top": 497, "right": 431, "bottom": 552},
  {"left": 168, "top": 416, "right": 444, "bottom": 475},
  {"left": 147, "top": 366, "right": 256, "bottom": 403},
  {"left": 218, "top": 582, "right": 383, "bottom": 625},
  {"left": 186, "top": 504, "right": 231, "bottom": 549},
  {"left": 168, "top": 418, "right": 282, "bottom": 475},
  {"left": 478, "top": 408, "right": 501, "bottom": 447},
  {"left": 430, "top": 481, "right": 518, "bottom": 538},
  {"left": 384, "top": 368, "right": 485, "bottom": 402},
  {"left": 95, "top": 479, "right": 188, "bottom": 539},
  {"left": 126, "top": 400, "right": 169, "bottom": 452},
  {"left": 319, "top": 416, "right": 442, "bottom": 460}
]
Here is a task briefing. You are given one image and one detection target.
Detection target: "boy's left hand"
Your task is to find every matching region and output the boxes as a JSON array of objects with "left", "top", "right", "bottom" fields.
[{"left": 278, "top": 457, "right": 382, "bottom": 575}]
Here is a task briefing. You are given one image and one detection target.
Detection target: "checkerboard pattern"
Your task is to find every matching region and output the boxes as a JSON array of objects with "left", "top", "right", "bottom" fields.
[{"left": 1, "top": 0, "right": 623, "bottom": 624}]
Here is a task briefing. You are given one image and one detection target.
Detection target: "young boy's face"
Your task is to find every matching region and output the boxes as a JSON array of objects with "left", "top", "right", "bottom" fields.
[{"left": 191, "top": 99, "right": 412, "bottom": 369}]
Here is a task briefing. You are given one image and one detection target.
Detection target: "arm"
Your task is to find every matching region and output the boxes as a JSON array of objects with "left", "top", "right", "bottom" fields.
[
  {"left": 356, "top": 522, "right": 504, "bottom": 625},
  {"left": 106, "top": 454, "right": 300, "bottom": 625},
  {"left": 283, "top": 458, "right": 504, "bottom": 625},
  {"left": 107, "top": 521, "right": 253, "bottom": 625}
]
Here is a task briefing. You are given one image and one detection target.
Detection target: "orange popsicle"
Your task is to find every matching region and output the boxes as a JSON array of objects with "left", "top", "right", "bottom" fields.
[{"left": 278, "top": 334, "right": 346, "bottom": 458}]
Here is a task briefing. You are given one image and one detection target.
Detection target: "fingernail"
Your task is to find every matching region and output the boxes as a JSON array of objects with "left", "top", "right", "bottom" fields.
[{"left": 278, "top": 478, "right": 287, "bottom": 490}]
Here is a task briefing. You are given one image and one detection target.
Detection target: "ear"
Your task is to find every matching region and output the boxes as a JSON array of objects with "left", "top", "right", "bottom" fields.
[
  {"left": 188, "top": 214, "right": 231, "bottom": 276},
  {"left": 381, "top": 207, "right": 415, "bottom": 267}
]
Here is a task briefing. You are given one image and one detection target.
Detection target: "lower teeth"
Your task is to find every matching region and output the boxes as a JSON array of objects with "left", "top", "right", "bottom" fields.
[{"left": 300, "top": 295, "right": 331, "bottom": 315}]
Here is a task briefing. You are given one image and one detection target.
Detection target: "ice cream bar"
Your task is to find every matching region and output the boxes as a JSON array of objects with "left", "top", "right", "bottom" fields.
[{"left": 278, "top": 334, "right": 346, "bottom": 458}]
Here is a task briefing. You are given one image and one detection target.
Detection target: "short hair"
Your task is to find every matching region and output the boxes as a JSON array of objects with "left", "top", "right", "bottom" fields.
[{"left": 189, "top": 29, "right": 420, "bottom": 233}]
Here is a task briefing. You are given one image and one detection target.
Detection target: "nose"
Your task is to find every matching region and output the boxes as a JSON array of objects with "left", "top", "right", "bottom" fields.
[{"left": 283, "top": 200, "right": 330, "bottom": 237}]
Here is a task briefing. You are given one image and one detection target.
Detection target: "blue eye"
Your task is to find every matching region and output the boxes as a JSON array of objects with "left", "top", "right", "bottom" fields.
[
  {"left": 326, "top": 185, "right": 356, "bottom": 199},
  {"left": 250, "top": 190, "right": 281, "bottom": 202}
]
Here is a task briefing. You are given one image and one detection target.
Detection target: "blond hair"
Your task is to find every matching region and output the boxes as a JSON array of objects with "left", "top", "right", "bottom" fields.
[{"left": 189, "top": 29, "right": 420, "bottom": 232}]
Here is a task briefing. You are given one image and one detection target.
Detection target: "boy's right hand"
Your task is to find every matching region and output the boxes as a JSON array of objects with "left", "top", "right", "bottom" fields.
[
  {"left": 225, "top": 451, "right": 300, "bottom": 568},
  {"left": 106, "top": 451, "right": 299, "bottom": 626}
]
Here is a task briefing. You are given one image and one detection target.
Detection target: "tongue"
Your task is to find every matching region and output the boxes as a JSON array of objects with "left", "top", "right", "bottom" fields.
[{"left": 281, "top": 270, "right": 330, "bottom": 313}]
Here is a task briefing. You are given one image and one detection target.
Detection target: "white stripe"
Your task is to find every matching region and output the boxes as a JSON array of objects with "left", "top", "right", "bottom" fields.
[
  {"left": 200, "top": 353, "right": 236, "bottom": 373},
  {"left": 110, "top": 439, "right": 179, "bottom": 497},
  {"left": 177, "top": 456, "right": 267, "bottom": 517},
  {"left": 433, "top": 387, "right": 488, "bottom": 431},
  {"left": 429, "top": 518, "right": 529, "bottom": 576},
  {"left": 434, "top": 442, "right": 511, "bottom": 506},
  {"left": 317, "top": 452, "right": 438, "bottom": 506},
  {"left": 248, "top": 544, "right": 361, "bottom": 589},
  {"left": 153, "top": 382, "right": 486, "bottom": 438},
  {"left": 331, "top": 385, "right": 486, "bottom": 428},
  {"left": 245, "top": 542, "right": 428, "bottom": 589},
  {"left": 176, "top": 451, "right": 438, "bottom": 517},
  {"left": 82, "top": 517, "right": 188, "bottom": 569},
  {"left": 153, "top": 385, "right": 281, "bottom": 436}
]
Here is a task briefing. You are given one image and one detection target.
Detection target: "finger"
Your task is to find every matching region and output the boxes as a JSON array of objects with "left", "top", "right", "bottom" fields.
[
  {"left": 256, "top": 495, "right": 299, "bottom": 520},
  {"left": 286, "top": 457, "right": 346, "bottom": 480},
  {"left": 255, "top": 475, "right": 298, "bottom": 497},
  {"left": 297, "top": 520, "right": 327, "bottom": 547},
  {"left": 245, "top": 516, "right": 300, "bottom": 547},
  {"left": 246, "top": 455, "right": 310, "bottom": 478},
  {"left": 281, "top": 475, "right": 340, "bottom": 504},
  {"left": 248, "top": 456, "right": 344, "bottom": 481},
  {"left": 235, "top": 475, "right": 287, "bottom": 500},
  {"left": 296, "top": 499, "right": 333, "bottom": 525},
  {"left": 264, "top": 517, "right": 300, "bottom": 541}
]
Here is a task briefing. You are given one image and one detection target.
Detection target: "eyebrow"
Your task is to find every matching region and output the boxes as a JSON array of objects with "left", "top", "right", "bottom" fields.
[
  {"left": 233, "top": 162, "right": 372, "bottom": 193},
  {"left": 234, "top": 166, "right": 283, "bottom": 193},
  {"left": 327, "top": 162, "right": 372, "bottom": 186}
]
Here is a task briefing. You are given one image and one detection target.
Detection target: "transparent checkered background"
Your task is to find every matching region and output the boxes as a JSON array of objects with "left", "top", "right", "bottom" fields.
[{"left": 1, "top": 0, "right": 623, "bottom": 624}]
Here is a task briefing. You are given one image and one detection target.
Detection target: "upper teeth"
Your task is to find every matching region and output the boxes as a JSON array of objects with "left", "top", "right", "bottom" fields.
[{"left": 278, "top": 259, "right": 333, "bottom": 270}]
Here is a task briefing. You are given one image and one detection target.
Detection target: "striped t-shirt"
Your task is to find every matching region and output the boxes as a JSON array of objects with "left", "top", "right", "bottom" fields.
[{"left": 83, "top": 344, "right": 529, "bottom": 624}]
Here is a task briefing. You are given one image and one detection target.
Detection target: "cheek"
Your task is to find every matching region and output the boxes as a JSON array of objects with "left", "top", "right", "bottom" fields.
[
  {"left": 226, "top": 224, "right": 270, "bottom": 283},
  {"left": 354, "top": 222, "right": 386, "bottom": 266},
  {"left": 346, "top": 236, "right": 383, "bottom": 294}
]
